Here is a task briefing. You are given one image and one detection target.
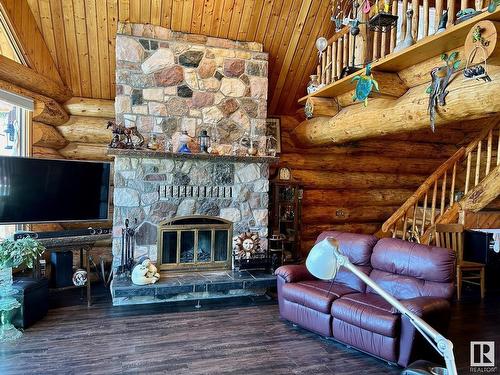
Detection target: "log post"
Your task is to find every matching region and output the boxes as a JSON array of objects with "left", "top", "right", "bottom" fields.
[{"left": 0, "top": 56, "right": 72, "bottom": 103}]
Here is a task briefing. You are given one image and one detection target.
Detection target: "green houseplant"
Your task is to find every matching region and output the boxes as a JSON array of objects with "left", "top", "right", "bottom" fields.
[{"left": 0, "top": 237, "right": 45, "bottom": 342}]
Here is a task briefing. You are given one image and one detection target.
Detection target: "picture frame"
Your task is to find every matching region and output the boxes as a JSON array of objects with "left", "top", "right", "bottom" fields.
[{"left": 265, "top": 117, "right": 281, "bottom": 153}]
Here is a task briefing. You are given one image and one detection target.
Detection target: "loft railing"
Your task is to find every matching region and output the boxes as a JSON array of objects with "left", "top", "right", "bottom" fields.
[
  {"left": 380, "top": 117, "right": 500, "bottom": 243},
  {"left": 315, "top": 0, "right": 486, "bottom": 87}
]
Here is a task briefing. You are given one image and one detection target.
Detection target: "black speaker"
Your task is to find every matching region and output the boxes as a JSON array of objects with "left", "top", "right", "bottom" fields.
[{"left": 50, "top": 251, "right": 73, "bottom": 288}]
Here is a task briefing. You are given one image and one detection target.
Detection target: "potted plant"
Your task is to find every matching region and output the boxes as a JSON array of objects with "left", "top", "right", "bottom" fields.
[{"left": 0, "top": 237, "right": 45, "bottom": 342}]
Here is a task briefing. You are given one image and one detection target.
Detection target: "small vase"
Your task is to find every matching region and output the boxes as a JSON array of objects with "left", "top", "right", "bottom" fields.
[
  {"left": 0, "top": 266, "right": 22, "bottom": 342},
  {"left": 307, "top": 75, "right": 320, "bottom": 94}
]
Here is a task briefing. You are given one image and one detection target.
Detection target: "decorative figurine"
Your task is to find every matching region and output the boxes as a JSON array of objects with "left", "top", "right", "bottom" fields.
[
  {"left": 393, "top": 9, "right": 415, "bottom": 53},
  {"left": 147, "top": 134, "right": 159, "bottom": 150},
  {"left": 107, "top": 120, "right": 145, "bottom": 149},
  {"left": 178, "top": 130, "right": 191, "bottom": 153},
  {"left": 131, "top": 258, "right": 160, "bottom": 286},
  {"left": 352, "top": 64, "right": 379, "bottom": 106},
  {"left": 426, "top": 52, "right": 461, "bottom": 131},
  {"left": 463, "top": 25, "right": 492, "bottom": 82},
  {"left": 307, "top": 75, "right": 320, "bottom": 94},
  {"left": 435, "top": 9, "right": 448, "bottom": 34},
  {"left": 233, "top": 231, "right": 262, "bottom": 260},
  {"left": 456, "top": 8, "right": 480, "bottom": 24}
]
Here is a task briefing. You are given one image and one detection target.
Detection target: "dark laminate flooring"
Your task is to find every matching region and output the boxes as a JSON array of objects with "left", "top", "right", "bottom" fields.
[{"left": 0, "top": 286, "right": 499, "bottom": 375}]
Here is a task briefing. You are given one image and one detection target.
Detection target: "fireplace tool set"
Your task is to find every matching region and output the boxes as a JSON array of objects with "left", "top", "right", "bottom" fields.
[{"left": 117, "top": 218, "right": 139, "bottom": 277}]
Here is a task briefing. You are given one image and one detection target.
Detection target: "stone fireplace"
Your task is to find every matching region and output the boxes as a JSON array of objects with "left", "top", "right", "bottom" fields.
[
  {"left": 110, "top": 150, "right": 274, "bottom": 273},
  {"left": 110, "top": 23, "right": 273, "bottom": 276}
]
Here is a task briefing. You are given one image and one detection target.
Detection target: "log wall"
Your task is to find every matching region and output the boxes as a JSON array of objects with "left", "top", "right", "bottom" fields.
[{"left": 278, "top": 115, "right": 463, "bottom": 257}]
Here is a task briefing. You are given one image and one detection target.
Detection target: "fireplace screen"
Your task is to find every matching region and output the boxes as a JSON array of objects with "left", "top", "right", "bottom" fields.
[{"left": 158, "top": 216, "right": 232, "bottom": 271}]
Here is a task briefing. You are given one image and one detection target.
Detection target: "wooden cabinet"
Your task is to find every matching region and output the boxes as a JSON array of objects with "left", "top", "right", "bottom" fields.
[{"left": 269, "top": 168, "right": 303, "bottom": 263}]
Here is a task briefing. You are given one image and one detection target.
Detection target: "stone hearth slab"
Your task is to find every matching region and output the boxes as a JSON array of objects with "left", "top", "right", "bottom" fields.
[{"left": 111, "top": 270, "right": 276, "bottom": 306}]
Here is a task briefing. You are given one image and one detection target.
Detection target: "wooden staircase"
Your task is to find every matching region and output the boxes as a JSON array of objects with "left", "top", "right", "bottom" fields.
[{"left": 380, "top": 118, "right": 500, "bottom": 244}]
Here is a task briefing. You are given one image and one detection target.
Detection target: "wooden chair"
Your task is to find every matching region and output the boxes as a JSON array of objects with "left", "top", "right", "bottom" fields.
[{"left": 434, "top": 224, "right": 485, "bottom": 300}]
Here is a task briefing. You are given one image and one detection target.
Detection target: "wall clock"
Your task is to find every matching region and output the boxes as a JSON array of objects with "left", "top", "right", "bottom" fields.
[{"left": 278, "top": 167, "right": 291, "bottom": 180}]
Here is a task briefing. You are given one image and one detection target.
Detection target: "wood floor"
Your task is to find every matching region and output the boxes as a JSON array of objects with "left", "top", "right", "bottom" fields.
[{"left": 0, "top": 289, "right": 498, "bottom": 375}]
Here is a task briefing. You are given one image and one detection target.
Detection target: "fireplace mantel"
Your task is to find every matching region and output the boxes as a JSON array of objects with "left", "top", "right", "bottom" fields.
[{"left": 107, "top": 148, "right": 279, "bottom": 164}]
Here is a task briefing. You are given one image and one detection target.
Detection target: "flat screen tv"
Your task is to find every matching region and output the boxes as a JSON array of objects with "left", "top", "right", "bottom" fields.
[{"left": 0, "top": 156, "right": 110, "bottom": 224}]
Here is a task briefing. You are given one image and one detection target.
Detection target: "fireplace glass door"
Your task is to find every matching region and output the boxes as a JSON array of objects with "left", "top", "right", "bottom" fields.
[{"left": 158, "top": 216, "right": 232, "bottom": 271}]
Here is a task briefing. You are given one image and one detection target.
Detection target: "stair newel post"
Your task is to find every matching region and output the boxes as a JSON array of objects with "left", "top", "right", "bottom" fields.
[
  {"left": 475, "top": 140, "right": 482, "bottom": 186},
  {"left": 421, "top": 192, "right": 428, "bottom": 236},
  {"left": 449, "top": 162, "right": 457, "bottom": 206},
  {"left": 486, "top": 129, "right": 493, "bottom": 175},
  {"left": 440, "top": 171, "right": 447, "bottom": 220}
]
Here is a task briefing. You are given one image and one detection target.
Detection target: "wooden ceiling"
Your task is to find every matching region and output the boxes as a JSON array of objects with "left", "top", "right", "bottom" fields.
[{"left": 25, "top": 0, "right": 334, "bottom": 115}]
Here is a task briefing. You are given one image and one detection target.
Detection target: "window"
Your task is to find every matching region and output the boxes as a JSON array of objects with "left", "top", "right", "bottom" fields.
[
  {"left": 0, "top": 9, "right": 32, "bottom": 240},
  {"left": 0, "top": 95, "right": 32, "bottom": 239}
]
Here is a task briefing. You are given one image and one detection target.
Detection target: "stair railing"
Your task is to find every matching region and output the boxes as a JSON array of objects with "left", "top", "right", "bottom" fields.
[{"left": 381, "top": 117, "right": 500, "bottom": 242}]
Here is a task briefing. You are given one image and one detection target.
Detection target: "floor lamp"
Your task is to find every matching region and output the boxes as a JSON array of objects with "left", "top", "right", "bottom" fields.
[{"left": 306, "top": 238, "right": 457, "bottom": 375}]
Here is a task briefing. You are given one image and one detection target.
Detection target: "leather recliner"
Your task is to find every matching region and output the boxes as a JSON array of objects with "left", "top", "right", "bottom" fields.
[{"left": 276, "top": 231, "right": 455, "bottom": 367}]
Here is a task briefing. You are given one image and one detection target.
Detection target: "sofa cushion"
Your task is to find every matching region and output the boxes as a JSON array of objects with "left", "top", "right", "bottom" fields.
[
  {"left": 316, "top": 231, "right": 377, "bottom": 292},
  {"left": 282, "top": 280, "right": 357, "bottom": 314},
  {"left": 368, "top": 238, "right": 455, "bottom": 300},
  {"left": 316, "top": 231, "right": 377, "bottom": 266},
  {"left": 331, "top": 293, "right": 400, "bottom": 338}
]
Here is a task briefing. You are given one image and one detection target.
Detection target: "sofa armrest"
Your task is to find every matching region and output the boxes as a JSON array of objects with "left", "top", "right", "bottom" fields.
[
  {"left": 397, "top": 296, "right": 450, "bottom": 318},
  {"left": 396, "top": 296, "right": 452, "bottom": 367},
  {"left": 275, "top": 265, "right": 315, "bottom": 283}
]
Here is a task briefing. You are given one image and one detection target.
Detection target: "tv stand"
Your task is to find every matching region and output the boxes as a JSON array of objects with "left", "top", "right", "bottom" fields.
[{"left": 36, "top": 234, "right": 111, "bottom": 307}]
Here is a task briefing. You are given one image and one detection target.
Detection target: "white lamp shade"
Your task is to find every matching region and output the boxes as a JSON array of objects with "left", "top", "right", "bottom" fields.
[{"left": 305, "top": 238, "right": 339, "bottom": 280}]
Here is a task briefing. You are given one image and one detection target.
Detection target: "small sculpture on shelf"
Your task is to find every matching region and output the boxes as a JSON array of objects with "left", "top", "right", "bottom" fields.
[
  {"left": 393, "top": 9, "right": 415, "bottom": 52},
  {"left": 426, "top": 52, "right": 461, "bottom": 131},
  {"left": 352, "top": 64, "right": 379, "bottom": 106},
  {"left": 435, "top": 9, "right": 448, "bottom": 34},
  {"left": 107, "top": 120, "right": 145, "bottom": 149},
  {"left": 177, "top": 130, "right": 192, "bottom": 153},
  {"left": 456, "top": 8, "right": 480, "bottom": 24}
]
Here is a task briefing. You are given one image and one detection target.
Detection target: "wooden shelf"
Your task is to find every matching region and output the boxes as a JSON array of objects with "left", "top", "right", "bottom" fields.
[{"left": 298, "top": 8, "right": 500, "bottom": 104}]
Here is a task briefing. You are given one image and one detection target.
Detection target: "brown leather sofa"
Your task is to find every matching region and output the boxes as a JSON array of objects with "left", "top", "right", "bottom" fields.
[{"left": 276, "top": 231, "right": 455, "bottom": 367}]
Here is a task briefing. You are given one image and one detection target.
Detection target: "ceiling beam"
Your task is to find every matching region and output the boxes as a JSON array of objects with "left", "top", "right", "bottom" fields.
[{"left": 0, "top": 0, "right": 64, "bottom": 85}]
